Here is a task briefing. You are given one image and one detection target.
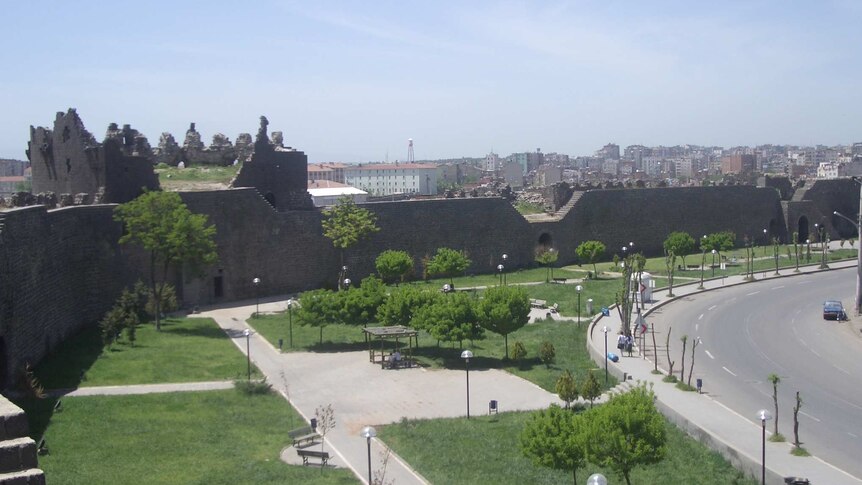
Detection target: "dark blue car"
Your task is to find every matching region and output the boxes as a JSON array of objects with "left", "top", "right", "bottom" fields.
[{"left": 823, "top": 300, "right": 846, "bottom": 320}]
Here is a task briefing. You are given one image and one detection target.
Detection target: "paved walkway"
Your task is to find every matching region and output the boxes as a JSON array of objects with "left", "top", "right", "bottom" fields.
[
  {"left": 49, "top": 381, "right": 234, "bottom": 398},
  {"left": 587, "top": 245, "right": 862, "bottom": 485},
  {"left": 192, "top": 303, "right": 573, "bottom": 485}
]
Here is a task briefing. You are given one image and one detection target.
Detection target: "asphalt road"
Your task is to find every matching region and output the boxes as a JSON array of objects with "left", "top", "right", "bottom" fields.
[{"left": 649, "top": 268, "right": 862, "bottom": 479}]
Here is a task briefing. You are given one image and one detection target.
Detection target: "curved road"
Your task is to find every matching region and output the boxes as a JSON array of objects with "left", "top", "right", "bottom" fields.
[{"left": 650, "top": 268, "right": 862, "bottom": 479}]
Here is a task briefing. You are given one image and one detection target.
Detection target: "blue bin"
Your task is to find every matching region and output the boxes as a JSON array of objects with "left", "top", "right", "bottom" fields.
[{"left": 607, "top": 352, "right": 619, "bottom": 362}]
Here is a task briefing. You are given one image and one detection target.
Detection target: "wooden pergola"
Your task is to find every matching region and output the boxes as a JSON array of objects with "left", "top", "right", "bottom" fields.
[{"left": 362, "top": 325, "right": 419, "bottom": 368}]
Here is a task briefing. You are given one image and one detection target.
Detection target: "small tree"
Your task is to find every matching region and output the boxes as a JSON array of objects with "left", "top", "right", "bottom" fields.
[
  {"left": 114, "top": 191, "right": 218, "bottom": 331},
  {"left": 375, "top": 250, "right": 414, "bottom": 284},
  {"left": 580, "top": 371, "right": 601, "bottom": 408},
  {"left": 767, "top": 373, "right": 784, "bottom": 441},
  {"left": 314, "top": 403, "right": 336, "bottom": 453},
  {"left": 520, "top": 404, "right": 587, "bottom": 484},
  {"left": 792, "top": 391, "right": 804, "bottom": 452},
  {"left": 296, "top": 289, "right": 342, "bottom": 344},
  {"left": 322, "top": 196, "right": 380, "bottom": 288},
  {"left": 511, "top": 341, "right": 527, "bottom": 361},
  {"left": 664, "top": 232, "right": 695, "bottom": 269},
  {"left": 340, "top": 276, "right": 386, "bottom": 328},
  {"left": 535, "top": 248, "right": 559, "bottom": 282},
  {"left": 476, "top": 286, "right": 530, "bottom": 359},
  {"left": 792, "top": 232, "right": 800, "bottom": 272},
  {"left": 665, "top": 249, "right": 677, "bottom": 297},
  {"left": 583, "top": 384, "right": 667, "bottom": 485},
  {"left": 665, "top": 326, "right": 675, "bottom": 379},
  {"left": 555, "top": 370, "right": 578, "bottom": 409},
  {"left": 576, "top": 241, "right": 606, "bottom": 278},
  {"left": 772, "top": 237, "right": 781, "bottom": 275},
  {"left": 426, "top": 248, "right": 472, "bottom": 285},
  {"left": 687, "top": 337, "right": 700, "bottom": 386},
  {"left": 679, "top": 335, "right": 688, "bottom": 382},
  {"left": 539, "top": 341, "right": 556, "bottom": 368}
]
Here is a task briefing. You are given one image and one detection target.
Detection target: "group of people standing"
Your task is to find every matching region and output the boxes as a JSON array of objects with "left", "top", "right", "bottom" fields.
[{"left": 617, "top": 332, "right": 634, "bottom": 356}]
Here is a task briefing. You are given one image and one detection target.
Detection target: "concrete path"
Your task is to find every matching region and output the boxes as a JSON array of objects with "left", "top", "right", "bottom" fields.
[
  {"left": 49, "top": 380, "right": 234, "bottom": 398},
  {"left": 193, "top": 302, "right": 567, "bottom": 485},
  {"left": 587, "top": 246, "right": 862, "bottom": 485}
]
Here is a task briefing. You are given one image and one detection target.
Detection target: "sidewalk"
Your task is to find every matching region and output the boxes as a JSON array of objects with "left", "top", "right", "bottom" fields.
[{"left": 586, "top": 248, "right": 862, "bottom": 485}]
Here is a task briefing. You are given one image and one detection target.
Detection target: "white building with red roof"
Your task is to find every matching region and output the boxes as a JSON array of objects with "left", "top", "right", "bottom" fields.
[{"left": 344, "top": 162, "right": 437, "bottom": 196}]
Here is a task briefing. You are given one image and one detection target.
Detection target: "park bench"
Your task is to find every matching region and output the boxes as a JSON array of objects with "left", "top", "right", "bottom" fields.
[
  {"left": 296, "top": 448, "right": 330, "bottom": 466},
  {"left": 530, "top": 299, "right": 547, "bottom": 309},
  {"left": 288, "top": 426, "right": 320, "bottom": 448},
  {"left": 552, "top": 277, "right": 567, "bottom": 283}
]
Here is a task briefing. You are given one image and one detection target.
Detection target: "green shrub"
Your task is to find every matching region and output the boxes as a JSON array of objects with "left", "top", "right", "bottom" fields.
[
  {"left": 511, "top": 341, "right": 527, "bottom": 361},
  {"left": 538, "top": 341, "right": 556, "bottom": 368},
  {"left": 234, "top": 378, "right": 272, "bottom": 395}
]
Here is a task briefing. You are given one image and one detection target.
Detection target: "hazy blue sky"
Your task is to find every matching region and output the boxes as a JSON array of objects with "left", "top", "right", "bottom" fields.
[{"left": 2, "top": 1, "right": 861, "bottom": 162}]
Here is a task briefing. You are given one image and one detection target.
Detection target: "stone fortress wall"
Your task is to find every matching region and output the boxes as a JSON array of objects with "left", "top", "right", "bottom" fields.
[{"left": 0, "top": 109, "right": 857, "bottom": 389}]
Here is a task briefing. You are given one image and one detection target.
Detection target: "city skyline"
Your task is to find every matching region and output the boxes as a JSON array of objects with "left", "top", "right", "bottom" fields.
[{"left": 2, "top": 1, "right": 861, "bottom": 163}]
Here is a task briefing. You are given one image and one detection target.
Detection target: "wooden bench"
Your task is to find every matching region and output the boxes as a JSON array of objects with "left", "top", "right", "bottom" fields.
[
  {"left": 288, "top": 426, "right": 320, "bottom": 448},
  {"left": 552, "top": 277, "right": 567, "bottom": 283},
  {"left": 296, "top": 448, "right": 330, "bottom": 466},
  {"left": 530, "top": 299, "right": 547, "bottom": 309}
]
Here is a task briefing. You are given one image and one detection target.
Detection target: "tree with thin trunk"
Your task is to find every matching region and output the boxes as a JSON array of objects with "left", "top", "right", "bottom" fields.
[
  {"left": 792, "top": 232, "right": 800, "bottom": 272},
  {"left": 792, "top": 391, "right": 805, "bottom": 452},
  {"left": 476, "top": 285, "right": 530, "bottom": 359},
  {"left": 535, "top": 247, "right": 559, "bottom": 282},
  {"left": 679, "top": 335, "right": 688, "bottom": 381},
  {"left": 665, "top": 249, "right": 677, "bottom": 297},
  {"left": 576, "top": 241, "right": 605, "bottom": 279},
  {"left": 767, "top": 373, "right": 785, "bottom": 441},
  {"left": 687, "top": 337, "right": 700, "bottom": 386},
  {"left": 314, "top": 403, "right": 336, "bottom": 453},
  {"left": 114, "top": 191, "right": 218, "bottom": 331},
  {"left": 322, "top": 196, "right": 380, "bottom": 288},
  {"left": 772, "top": 237, "right": 781, "bottom": 275},
  {"left": 665, "top": 326, "right": 675, "bottom": 378},
  {"left": 520, "top": 404, "right": 587, "bottom": 484},
  {"left": 580, "top": 371, "right": 601, "bottom": 408},
  {"left": 555, "top": 370, "right": 579, "bottom": 410},
  {"left": 651, "top": 323, "right": 658, "bottom": 372}
]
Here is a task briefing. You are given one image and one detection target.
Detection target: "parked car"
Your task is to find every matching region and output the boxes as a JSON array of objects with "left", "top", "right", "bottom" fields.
[{"left": 823, "top": 300, "right": 846, "bottom": 320}]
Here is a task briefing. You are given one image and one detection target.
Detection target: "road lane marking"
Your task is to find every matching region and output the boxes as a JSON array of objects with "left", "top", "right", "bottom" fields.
[
  {"left": 797, "top": 281, "right": 812, "bottom": 285},
  {"left": 800, "top": 411, "right": 821, "bottom": 422},
  {"left": 722, "top": 366, "right": 737, "bottom": 377},
  {"left": 849, "top": 432, "right": 859, "bottom": 438},
  {"left": 708, "top": 305, "right": 717, "bottom": 311},
  {"left": 698, "top": 313, "right": 704, "bottom": 320},
  {"left": 705, "top": 350, "right": 715, "bottom": 359},
  {"left": 695, "top": 323, "right": 699, "bottom": 331},
  {"left": 771, "top": 285, "right": 785, "bottom": 290},
  {"left": 834, "top": 365, "right": 851, "bottom": 375},
  {"left": 746, "top": 291, "right": 760, "bottom": 296},
  {"left": 810, "top": 348, "right": 820, "bottom": 357}
]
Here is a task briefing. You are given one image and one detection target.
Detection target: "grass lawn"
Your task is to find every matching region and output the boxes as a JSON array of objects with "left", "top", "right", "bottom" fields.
[
  {"left": 379, "top": 411, "right": 757, "bottom": 485},
  {"left": 34, "top": 317, "right": 260, "bottom": 390},
  {"left": 36, "top": 389, "right": 356, "bottom": 485},
  {"left": 156, "top": 163, "right": 240, "bottom": 190}
]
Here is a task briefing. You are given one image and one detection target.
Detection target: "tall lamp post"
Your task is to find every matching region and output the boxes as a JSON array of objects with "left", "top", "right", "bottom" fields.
[
  {"left": 699, "top": 235, "right": 707, "bottom": 289},
  {"left": 497, "top": 264, "right": 504, "bottom": 286},
  {"left": 805, "top": 239, "right": 811, "bottom": 263},
  {"left": 711, "top": 249, "right": 717, "bottom": 277},
  {"left": 344, "top": 278, "right": 351, "bottom": 289},
  {"left": 243, "top": 328, "right": 252, "bottom": 381},
  {"left": 461, "top": 350, "right": 473, "bottom": 418},
  {"left": 757, "top": 409, "right": 772, "bottom": 485},
  {"left": 576, "top": 285, "right": 583, "bottom": 327},
  {"left": 287, "top": 299, "right": 296, "bottom": 348},
  {"left": 601, "top": 325, "right": 609, "bottom": 384},
  {"left": 762, "top": 228, "right": 768, "bottom": 257},
  {"left": 502, "top": 253, "right": 508, "bottom": 285},
  {"left": 252, "top": 277, "right": 261, "bottom": 317},
  {"left": 834, "top": 209, "right": 862, "bottom": 315},
  {"left": 360, "top": 426, "right": 377, "bottom": 484}
]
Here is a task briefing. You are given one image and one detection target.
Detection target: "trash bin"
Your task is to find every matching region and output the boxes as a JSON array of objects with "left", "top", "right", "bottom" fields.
[
  {"left": 278, "top": 338, "right": 283, "bottom": 350},
  {"left": 586, "top": 299, "right": 594, "bottom": 315},
  {"left": 607, "top": 352, "right": 619, "bottom": 363},
  {"left": 310, "top": 418, "right": 318, "bottom": 430}
]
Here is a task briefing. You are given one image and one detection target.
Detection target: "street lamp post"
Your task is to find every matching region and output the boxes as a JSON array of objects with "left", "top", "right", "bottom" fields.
[
  {"left": 711, "top": 249, "right": 717, "bottom": 277},
  {"left": 502, "top": 253, "right": 508, "bottom": 285},
  {"left": 344, "top": 278, "right": 351, "bottom": 289},
  {"left": 243, "top": 328, "right": 252, "bottom": 381},
  {"left": 461, "top": 350, "right": 473, "bottom": 418},
  {"left": 497, "top": 264, "right": 504, "bottom": 286},
  {"left": 757, "top": 409, "right": 772, "bottom": 485},
  {"left": 834, "top": 209, "right": 862, "bottom": 315},
  {"left": 601, "top": 326, "right": 609, "bottom": 384},
  {"left": 576, "top": 285, "right": 583, "bottom": 327},
  {"left": 699, "top": 235, "right": 707, "bottom": 289},
  {"left": 252, "top": 277, "right": 261, "bottom": 317},
  {"left": 360, "top": 426, "right": 377, "bottom": 484},
  {"left": 762, "top": 228, "right": 768, "bottom": 257},
  {"left": 586, "top": 473, "right": 607, "bottom": 485},
  {"left": 287, "top": 299, "right": 296, "bottom": 348},
  {"left": 806, "top": 239, "right": 811, "bottom": 263}
]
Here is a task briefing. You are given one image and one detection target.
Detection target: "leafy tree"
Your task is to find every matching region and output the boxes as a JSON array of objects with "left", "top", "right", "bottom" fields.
[
  {"left": 476, "top": 286, "right": 530, "bottom": 359},
  {"left": 114, "top": 191, "right": 218, "bottom": 331},
  {"left": 663, "top": 232, "right": 695, "bottom": 269},
  {"left": 664, "top": 249, "right": 677, "bottom": 297},
  {"left": 340, "top": 276, "right": 386, "bottom": 327},
  {"left": 378, "top": 286, "right": 438, "bottom": 328},
  {"left": 375, "top": 250, "right": 414, "bottom": 284},
  {"left": 296, "top": 289, "right": 342, "bottom": 344},
  {"left": 412, "top": 291, "right": 483, "bottom": 347},
  {"left": 583, "top": 385, "right": 667, "bottom": 485},
  {"left": 520, "top": 404, "right": 587, "bottom": 484},
  {"left": 576, "top": 241, "right": 606, "bottom": 278},
  {"left": 555, "top": 370, "right": 579, "bottom": 409},
  {"left": 539, "top": 341, "right": 556, "bottom": 368},
  {"left": 580, "top": 371, "right": 601, "bottom": 408},
  {"left": 535, "top": 248, "right": 559, "bottom": 282},
  {"left": 321, "top": 196, "right": 380, "bottom": 286},
  {"left": 426, "top": 248, "right": 472, "bottom": 285},
  {"left": 703, "top": 231, "right": 735, "bottom": 262}
]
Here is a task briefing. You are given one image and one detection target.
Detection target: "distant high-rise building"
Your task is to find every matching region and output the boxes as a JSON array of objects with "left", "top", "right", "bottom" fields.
[
  {"left": 721, "top": 154, "right": 756, "bottom": 174},
  {"left": 598, "top": 143, "right": 620, "bottom": 161}
]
